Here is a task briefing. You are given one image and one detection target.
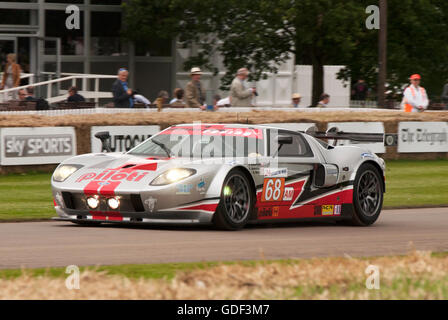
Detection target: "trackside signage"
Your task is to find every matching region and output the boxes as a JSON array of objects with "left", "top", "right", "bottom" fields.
[
  {"left": 0, "top": 127, "right": 77, "bottom": 165},
  {"left": 398, "top": 122, "right": 448, "bottom": 153},
  {"left": 91, "top": 126, "right": 160, "bottom": 153},
  {"left": 327, "top": 122, "right": 386, "bottom": 154}
]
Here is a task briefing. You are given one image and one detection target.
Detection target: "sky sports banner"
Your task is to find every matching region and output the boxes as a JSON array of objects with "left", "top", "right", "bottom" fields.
[
  {"left": 91, "top": 126, "right": 161, "bottom": 153},
  {"left": 398, "top": 122, "right": 448, "bottom": 153},
  {"left": 327, "top": 122, "right": 386, "bottom": 154},
  {"left": 0, "top": 127, "right": 77, "bottom": 166}
]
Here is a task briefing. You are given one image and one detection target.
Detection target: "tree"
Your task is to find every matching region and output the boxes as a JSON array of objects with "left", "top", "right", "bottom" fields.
[
  {"left": 123, "top": 0, "right": 448, "bottom": 105},
  {"left": 123, "top": 0, "right": 368, "bottom": 105}
]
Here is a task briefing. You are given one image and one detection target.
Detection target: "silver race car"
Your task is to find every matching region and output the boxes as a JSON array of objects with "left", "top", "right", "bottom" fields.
[{"left": 52, "top": 123, "right": 386, "bottom": 230}]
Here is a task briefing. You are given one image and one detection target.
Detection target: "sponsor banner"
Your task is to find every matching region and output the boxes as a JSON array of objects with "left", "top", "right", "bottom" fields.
[
  {"left": 327, "top": 122, "right": 386, "bottom": 154},
  {"left": 398, "top": 122, "right": 448, "bottom": 153},
  {"left": 91, "top": 126, "right": 160, "bottom": 153},
  {"left": 0, "top": 127, "right": 77, "bottom": 165},
  {"left": 262, "top": 123, "right": 316, "bottom": 132}
]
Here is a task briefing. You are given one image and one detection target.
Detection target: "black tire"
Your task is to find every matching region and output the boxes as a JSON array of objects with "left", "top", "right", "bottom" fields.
[
  {"left": 351, "top": 163, "right": 384, "bottom": 226},
  {"left": 213, "top": 169, "right": 255, "bottom": 230}
]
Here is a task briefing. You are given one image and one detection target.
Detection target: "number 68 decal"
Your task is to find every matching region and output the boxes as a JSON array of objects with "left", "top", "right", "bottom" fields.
[{"left": 261, "top": 178, "right": 285, "bottom": 202}]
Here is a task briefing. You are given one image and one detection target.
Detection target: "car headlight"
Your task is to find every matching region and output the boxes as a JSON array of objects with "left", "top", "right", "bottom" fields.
[
  {"left": 150, "top": 168, "right": 196, "bottom": 186},
  {"left": 53, "top": 165, "right": 82, "bottom": 182}
]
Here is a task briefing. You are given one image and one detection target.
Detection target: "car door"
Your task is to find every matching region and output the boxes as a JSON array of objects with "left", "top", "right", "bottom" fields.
[{"left": 256, "top": 129, "right": 320, "bottom": 219}]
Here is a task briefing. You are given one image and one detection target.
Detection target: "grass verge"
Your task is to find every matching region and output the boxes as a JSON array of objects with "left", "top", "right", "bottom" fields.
[
  {"left": 0, "top": 251, "right": 447, "bottom": 299},
  {"left": 0, "top": 160, "right": 447, "bottom": 221}
]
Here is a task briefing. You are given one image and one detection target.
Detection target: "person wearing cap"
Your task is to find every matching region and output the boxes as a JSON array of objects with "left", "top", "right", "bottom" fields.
[
  {"left": 111, "top": 68, "right": 134, "bottom": 108},
  {"left": 185, "top": 67, "right": 206, "bottom": 109},
  {"left": 402, "top": 74, "right": 428, "bottom": 112},
  {"left": 230, "top": 68, "right": 256, "bottom": 107},
  {"left": 291, "top": 93, "right": 302, "bottom": 108}
]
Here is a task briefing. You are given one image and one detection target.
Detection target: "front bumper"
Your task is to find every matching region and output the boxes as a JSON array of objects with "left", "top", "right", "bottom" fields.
[{"left": 53, "top": 205, "right": 214, "bottom": 224}]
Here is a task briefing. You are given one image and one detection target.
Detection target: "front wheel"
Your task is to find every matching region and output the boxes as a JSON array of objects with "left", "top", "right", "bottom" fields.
[
  {"left": 213, "top": 169, "right": 254, "bottom": 230},
  {"left": 351, "top": 163, "right": 384, "bottom": 226}
]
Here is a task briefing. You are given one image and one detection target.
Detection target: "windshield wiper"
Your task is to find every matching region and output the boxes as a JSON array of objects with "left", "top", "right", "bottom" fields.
[{"left": 151, "top": 139, "right": 172, "bottom": 158}]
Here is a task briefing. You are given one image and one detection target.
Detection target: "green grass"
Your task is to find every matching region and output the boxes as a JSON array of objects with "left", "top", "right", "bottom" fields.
[
  {"left": 0, "top": 172, "right": 54, "bottom": 221},
  {"left": 0, "top": 160, "right": 446, "bottom": 220},
  {"left": 0, "top": 260, "right": 261, "bottom": 280},
  {"left": 383, "top": 160, "right": 448, "bottom": 208}
]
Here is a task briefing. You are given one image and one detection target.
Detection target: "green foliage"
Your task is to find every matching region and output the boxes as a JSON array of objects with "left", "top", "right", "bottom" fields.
[{"left": 123, "top": 0, "right": 448, "bottom": 101}]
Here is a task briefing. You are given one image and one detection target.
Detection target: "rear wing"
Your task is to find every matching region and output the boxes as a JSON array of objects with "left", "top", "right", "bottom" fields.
[{"left": 303, "top": 126, "right": 385, "bottom": 144}]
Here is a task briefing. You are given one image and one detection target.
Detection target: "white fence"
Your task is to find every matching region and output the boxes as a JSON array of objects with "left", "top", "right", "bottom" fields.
[{"left": 0, "top": 73, "right": 116, "bottom": 104}]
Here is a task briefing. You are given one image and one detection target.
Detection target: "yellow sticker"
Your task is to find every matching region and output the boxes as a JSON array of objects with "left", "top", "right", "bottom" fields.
[{"left": 322, "top": 205, "right": 334, "bottom": 216}]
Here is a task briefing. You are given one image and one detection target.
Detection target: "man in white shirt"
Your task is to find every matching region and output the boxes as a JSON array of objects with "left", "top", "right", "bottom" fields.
[{"left": 402, "top": 74, "right": 429, "bottom": 112}]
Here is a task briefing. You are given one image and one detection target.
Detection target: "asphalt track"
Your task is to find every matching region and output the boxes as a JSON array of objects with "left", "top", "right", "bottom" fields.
[{"left": 1, "top": 207, "right": 447, "bottom": 269}]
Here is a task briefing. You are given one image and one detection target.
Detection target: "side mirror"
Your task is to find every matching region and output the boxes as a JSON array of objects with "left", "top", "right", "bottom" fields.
[
  {"left": 276, "top": 135, "right": 293, "bottom": 145},
  {"left": 94, "top": 131, "right": 112, "bottom": 153}
]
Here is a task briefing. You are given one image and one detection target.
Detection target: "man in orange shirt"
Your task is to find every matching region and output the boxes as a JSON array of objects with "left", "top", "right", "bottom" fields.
[{"left": 402, "top": 74, "right": 428, "bottom": 112}]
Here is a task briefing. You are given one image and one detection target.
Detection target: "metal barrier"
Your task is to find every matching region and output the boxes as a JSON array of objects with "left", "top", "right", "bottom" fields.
[{"left": 0, "top": 107, "right": 404, "bottom": 117}]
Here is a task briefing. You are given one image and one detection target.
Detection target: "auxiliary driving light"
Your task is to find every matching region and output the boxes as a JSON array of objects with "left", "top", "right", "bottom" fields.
[
  {"left": 86, "top": 196, "right": 99, "bottom": 209},
  {"left": 107, "top": 197, "right": 120, "bottom": 210}
]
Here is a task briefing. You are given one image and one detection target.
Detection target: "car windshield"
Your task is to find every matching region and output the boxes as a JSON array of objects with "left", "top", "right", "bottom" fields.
[{"left": 127, "top": 125, "right": 265, "bottom": 158}]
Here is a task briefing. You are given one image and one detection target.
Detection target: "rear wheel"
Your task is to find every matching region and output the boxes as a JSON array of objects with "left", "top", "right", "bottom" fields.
[
  {"left": 351, "top": 163, "right": 384, "bottom": 226},
  {"left": 213, "top": 169, "right": 254, "bottom": 230}
]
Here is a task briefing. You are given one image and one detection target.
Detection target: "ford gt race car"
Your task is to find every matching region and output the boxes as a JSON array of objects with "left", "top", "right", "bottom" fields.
[{"left": 52, "top": 123, "right": 386, "bottom": 230}]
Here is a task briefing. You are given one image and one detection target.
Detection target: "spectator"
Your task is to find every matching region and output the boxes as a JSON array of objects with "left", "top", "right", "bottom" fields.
[
  {"left": 111, "top": 68, "right": 134, "bottom": 108},
  {"left": 155, "top": 90, "right": 169, "bottom": 112},
  {"left": 67, "top": 86, "right": 85, "bottom": 103},
  {"left": 25, "top": 86, "right": 36, "bottom": 101},
  {"left": 1, "top": 53, "right": 21, "bottom": 100},
  {"left": 317, "top": 94, "right": 330, "bottom": 108},
  {"left": 402, "top": 74, "right": 428, "bottom": 113},
  {"left": 230, "top": 68, "right": 256, "bottom": 107},
  {"left": 17, "top": 89, "right": 27, "bottom": 101},
  {"left": 23, "top": 86, "right": 49, "bottom": 110},
  {"left": 170, "top": 88, "right": 184, "bottom": 104},
  {"left": 441, "top": 80, "right": 448, "bottom": 110},
  {"left": 352, "top": 79, "right": 368, "bottom": 101},
  {"left": 291, "top": 93, "right": 302, "bottom": 108},
  {"left": 170, "top": 88, "right": 186, "bottom": 107},
  {"left": 185, "top": 67, "right": 206, "bottom": 109}
]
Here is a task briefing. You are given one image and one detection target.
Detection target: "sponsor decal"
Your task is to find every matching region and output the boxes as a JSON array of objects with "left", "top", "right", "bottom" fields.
[
  {"left": 144, "top": 197, "right": 157, "bottom": 213},
  {"left": 162, "top": 125, "right": 264, "bottom": 139},
  {"left": 398, "top": 122, "right": 448, "bottom": 153},
  {"left": 283, "top": 187, "right": 294, "bottom": 201},
  {"left": 322, "top": 205, "right": 334, "bottom": 216},
  {"left": 258, "top": 207, "right": 272, "bottom": 217},
  {"left": 176, "top": 184, "right": 193, "bottom": 195},
  {"left": 261, "top": 167, "right": 288, "bottom": 178},
  {"left": 273, "top": 206, "right": 280, "bottom": 217},
  {"left": 196, "top": 178, "right": 206, "bottom": 194},
  {"left": 334, "top": 205, "right": 342, "bottom": 216},
  {"left": 5, "top": 135, "right": 73, "bottom": 157},
  {"left": 321, "top": 205, "right": 341, "bottom": 216},
  {"left": 361, "top": 153, "right": 375, "bottom": 159},
  {"left": 91, "top": 126, "right": 160, "bottom": 153},
  {"left": 261, "top": 178, "right": 285, "bottom": 202},
  {"left": 0, "top": 127, "right": 77, "bottom": 166},
  {"left": 76, "top": 169, "right": 150, "bottom": 183}
]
